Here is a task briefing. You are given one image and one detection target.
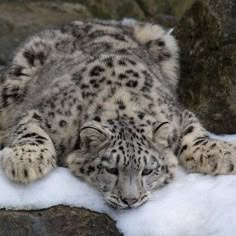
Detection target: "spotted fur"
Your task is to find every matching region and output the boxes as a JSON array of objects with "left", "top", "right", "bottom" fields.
[{"left": 0, "top": 20, "right": 236, "bottom": 208}]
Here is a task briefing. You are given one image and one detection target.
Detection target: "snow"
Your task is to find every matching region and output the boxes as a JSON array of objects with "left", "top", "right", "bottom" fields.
[{"left": 0, "top": 135, "right": 236, "bottom": 236}]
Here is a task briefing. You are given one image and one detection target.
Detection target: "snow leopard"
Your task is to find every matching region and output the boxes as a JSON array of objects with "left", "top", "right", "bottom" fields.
[{"left": 0, "top": 20, "right": 236, "bottom": 209}]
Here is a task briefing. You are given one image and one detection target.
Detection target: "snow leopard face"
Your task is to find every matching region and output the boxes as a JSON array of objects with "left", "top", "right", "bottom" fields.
[{"left": 67, "top": 120, "right": 177, "bottom": 209}]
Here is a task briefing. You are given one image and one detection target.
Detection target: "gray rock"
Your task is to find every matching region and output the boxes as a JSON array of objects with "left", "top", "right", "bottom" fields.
[
  {"left": 0, "top": 205, "right": 122, "bottom": 236},
  {"left": 175, "top": 0, "right": 236, "bottom": 134},
  {"left": 136, "top": 0, "right": 194, "bottom": 18}
]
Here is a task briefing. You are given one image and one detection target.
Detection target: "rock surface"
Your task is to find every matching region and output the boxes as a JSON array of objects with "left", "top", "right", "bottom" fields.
[
  {"left": 0, "top": 205, "right": 122, "bottom": 236},
  {"left": 175, "top": 0, "right": 236, "bottom": 134}
]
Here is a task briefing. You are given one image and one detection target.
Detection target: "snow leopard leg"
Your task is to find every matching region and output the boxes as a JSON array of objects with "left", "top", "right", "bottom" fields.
[
  {"left": 0, "top": 35, "right": 54, "bottom": 133},
  {"left": 0, "top": 34, "right": 54, "bottom": 104},
  {"left": 0, "top": 110, "right": 57, "bottom": 184},
  {"left": 178, "top": 110, "right": 236, "bottom": 175}
]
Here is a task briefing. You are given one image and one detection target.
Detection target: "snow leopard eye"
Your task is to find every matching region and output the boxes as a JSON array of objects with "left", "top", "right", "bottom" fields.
[
  {"left": 142, "top": 169, "right": 153, "bottom": 176},
  {"left": 106, "top": 167, "right": 119, "bottom": 175}
]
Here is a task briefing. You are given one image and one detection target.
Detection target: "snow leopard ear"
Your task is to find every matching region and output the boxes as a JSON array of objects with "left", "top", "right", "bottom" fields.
[
  {"left": 79, "top": 121, "right": 111, "bottom": 151},
  {"left": 133, "top": 23, "right": 178, "bottom": 62},
  {"left": 153, "top": 122, "right": 170, "bottom": 148}
]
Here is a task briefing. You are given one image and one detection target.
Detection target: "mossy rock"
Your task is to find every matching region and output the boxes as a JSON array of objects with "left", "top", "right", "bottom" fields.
[
  {"left": 175, "top": 0, "right": 236, "bottom": 134},
  {"left": 0, "top": 206, "right": 122, "bottom": 236}
]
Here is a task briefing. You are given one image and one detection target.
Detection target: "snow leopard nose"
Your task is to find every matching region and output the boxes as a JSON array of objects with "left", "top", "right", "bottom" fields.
[{"left": 121, "top": 197, "right": 138, "bottom": 206}]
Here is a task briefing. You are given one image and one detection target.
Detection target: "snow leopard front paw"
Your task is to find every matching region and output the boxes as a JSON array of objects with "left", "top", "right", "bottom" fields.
[
  {"left": 179, "top": 139, "right": 236, "bottom": 175},
  {"left": 0, "top": 146, "right": 56, "bottom": 184}
]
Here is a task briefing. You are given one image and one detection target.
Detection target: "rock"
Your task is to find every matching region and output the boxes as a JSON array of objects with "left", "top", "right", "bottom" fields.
[
  {"left": 136, "top": 0, "right": 194, "bottom": 18},
  {"left": 0, "top": 205, "right": 122, "bottom": 236},
  {"left": 84, "top": 0, "right": 145, "bottom": 20},
  {"left": 175, "top": 0, "right": 236, "bottom": 134}
]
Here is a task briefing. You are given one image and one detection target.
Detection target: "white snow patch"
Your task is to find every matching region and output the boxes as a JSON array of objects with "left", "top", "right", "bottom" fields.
[{"left": 0, "top": 134, "right": 236, "bottom": 236}]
